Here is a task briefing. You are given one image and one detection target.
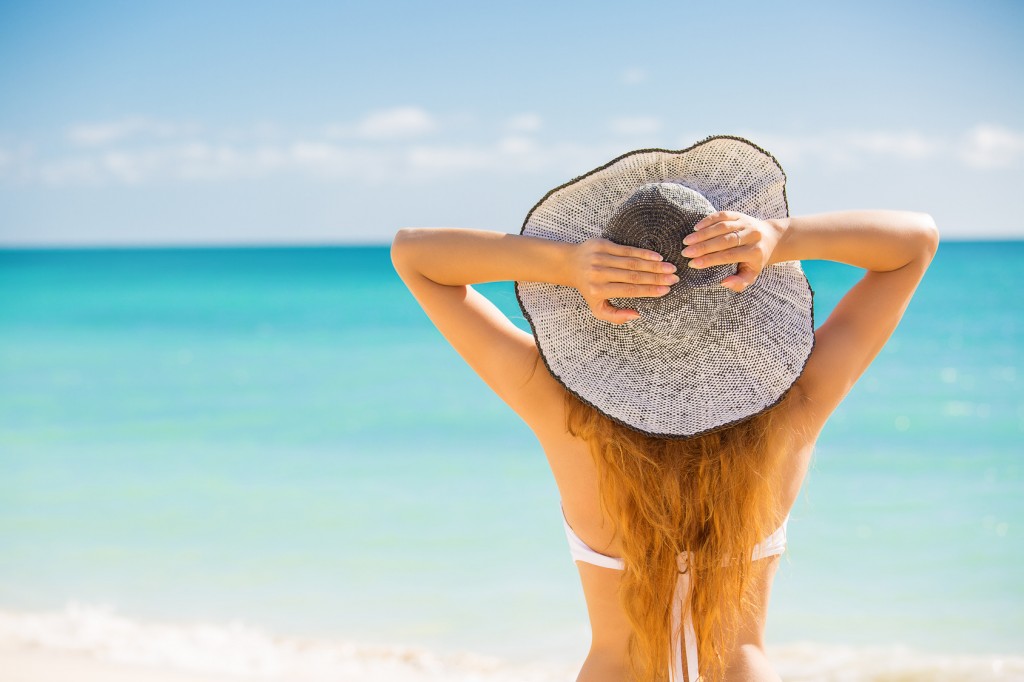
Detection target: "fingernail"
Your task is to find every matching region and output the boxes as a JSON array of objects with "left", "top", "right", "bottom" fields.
[
  {"left": 689, "top": 258, "right": 703, "bottom": 268},
  {"left": 662, "top": 263, "right": 676, "bottom": 272},
  {"left": 681, "top": 247, "right": 695, "bottom": 257},
  {"left": 682, "top": 235, "right": 693, "bottom": 245},
  {"left": 668, "top": 275, "right": 680, "bottom": 283}
]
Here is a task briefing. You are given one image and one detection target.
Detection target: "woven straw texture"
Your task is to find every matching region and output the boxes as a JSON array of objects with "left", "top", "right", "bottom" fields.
[{"left": 515, "top": 135, "right": 814, "bottom": 438}]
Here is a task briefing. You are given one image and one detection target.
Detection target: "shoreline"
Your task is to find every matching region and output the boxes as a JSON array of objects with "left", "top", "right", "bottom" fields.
[
  {"left": 2, "top": 605, "right": 1022, "bottom": 682},
  {"left": 4, "top": 647, "right": 233, "bottom": 682},
  {"left": 4, "top": 642, "right": 1022, "bottom": 682}
]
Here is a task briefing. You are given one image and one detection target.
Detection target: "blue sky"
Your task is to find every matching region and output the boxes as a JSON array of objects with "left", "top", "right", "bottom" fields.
[{"left": 1, "top": 0, "right": 1022, "bottom": 245}]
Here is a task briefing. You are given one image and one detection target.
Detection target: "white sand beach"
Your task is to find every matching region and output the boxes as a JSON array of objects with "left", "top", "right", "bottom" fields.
[
  {"left": 5, "top": 641, "right": 1024, "bottom": 682},
  {"left": 4, "top": 646, "right": 235, "bottom": 682},
  {"left": 3, "top": 605, "right": 1024, "bottom": 682}
]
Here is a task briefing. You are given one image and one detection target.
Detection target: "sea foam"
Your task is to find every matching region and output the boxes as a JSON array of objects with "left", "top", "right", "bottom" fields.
[
  {"left": 0, "top": 602, "right": 571, "bottom": 681},
  {"left": 1, "top": 603, "right": 1022, "bottom": 681}
]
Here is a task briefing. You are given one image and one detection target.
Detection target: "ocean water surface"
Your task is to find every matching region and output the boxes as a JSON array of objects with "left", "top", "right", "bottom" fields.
[{"left": 0, "top": 241, "right": 1021, "bottom": 680}]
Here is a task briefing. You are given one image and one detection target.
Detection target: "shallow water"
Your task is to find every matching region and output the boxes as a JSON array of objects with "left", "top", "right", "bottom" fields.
[{"left": 0, "top": 242, "right": 1021, "bottom": 677}]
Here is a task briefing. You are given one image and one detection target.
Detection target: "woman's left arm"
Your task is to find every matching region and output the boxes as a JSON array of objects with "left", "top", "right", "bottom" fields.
[{"left": 390, "top": 228, "right": 674, "bottom": 423}]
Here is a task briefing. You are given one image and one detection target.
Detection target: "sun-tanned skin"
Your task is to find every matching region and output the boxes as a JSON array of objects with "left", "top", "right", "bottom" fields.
[{"left": 391, "top": 210, "right": 938, "bottom": 681}]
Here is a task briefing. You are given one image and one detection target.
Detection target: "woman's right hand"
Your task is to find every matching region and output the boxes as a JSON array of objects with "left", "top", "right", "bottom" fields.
[
  {"left": 682, "top": 211, "right": 788, "bottom": 292},
  {"left": 566, "top": 238, "right": 679, "bottom": 325}
]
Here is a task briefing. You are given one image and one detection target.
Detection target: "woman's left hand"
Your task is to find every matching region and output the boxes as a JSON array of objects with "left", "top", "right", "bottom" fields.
[
  {"left": 567, "top": 238, "right": 679, "bottom": 324},
  {"left": 681, "top": 211, "right": 787, "bottom": 292}
]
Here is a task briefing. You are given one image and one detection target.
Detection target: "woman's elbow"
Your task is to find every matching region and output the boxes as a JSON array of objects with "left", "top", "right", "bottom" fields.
[
  {"left": 390, "top": 227, "right": 422, "bottom": 273},
  {"left": 901, "top": 212, "right": 939, "bottom": 262},
  {"left": 916, "top": 212, "right": 940, "bottom": 259}
]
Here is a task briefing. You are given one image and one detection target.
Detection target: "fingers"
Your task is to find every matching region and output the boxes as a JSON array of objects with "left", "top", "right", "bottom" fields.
[
  {"left": 683, "top": 217, "right": 746, "bottom": 246},
  {"left": 582, "top": 230, "right": 760, "bottom": 323},
  {"left": 682, "top": 226, "right": 748, "bottom": 260},
  {"left": 599, "top": 239, "right": 664, "bottom": 262},
  {"left": 583, "top": 238, "right": 676, "bottom": 283},
  {"left": 592, "top": 264, "right": 679, "bottom": 287},
  {"left": 692, "top": 210, "right": 743, "bottom": 233},
  {"left": 584, "top": 250, "right": 677, "bottom": 290},
  {"left": 682, "top": 212, "right": 768, "bottom": 289},
  {"left": 583, "top": 280, "right": 672, "bottom": 325},
  {"left": 596, "top": 253, "right": 678, "bottom": 276},
  {"left": 585, "top": 274, "right": 671, "bottom": 323},
  {"left": 593, "top": 300, "right": 639, "bottom": 325},
  {"left": 687, "top": 243, "right": 759, "bottom": 269},
  {"left": 600, "top": 282, "right": 673, "bottom": 299},
  {"left": 580, "top": 240, "right": 675, "bottom": 324},
  {"left": 720, "top": 263, "right": 758, "bottom": 292}
]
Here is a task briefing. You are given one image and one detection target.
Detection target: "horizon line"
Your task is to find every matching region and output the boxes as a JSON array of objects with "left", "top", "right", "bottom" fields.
[{"left": 1, "top": 234, "right": 1022, "bottom": 250}]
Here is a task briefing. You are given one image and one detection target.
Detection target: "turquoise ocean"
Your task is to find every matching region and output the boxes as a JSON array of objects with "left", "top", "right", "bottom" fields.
[{"left": 1, "top": 242, "right": 1022, "bottom": 680}]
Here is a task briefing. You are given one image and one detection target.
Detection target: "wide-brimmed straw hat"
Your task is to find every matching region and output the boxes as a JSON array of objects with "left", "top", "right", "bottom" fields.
[{"left": 515, "top": 135, "right": 814, "bottom": 439}]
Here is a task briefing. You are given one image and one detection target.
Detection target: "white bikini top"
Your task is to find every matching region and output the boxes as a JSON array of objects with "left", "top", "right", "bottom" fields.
[{"left": 561, "top": 506, "right": 788, "bottom": 682}]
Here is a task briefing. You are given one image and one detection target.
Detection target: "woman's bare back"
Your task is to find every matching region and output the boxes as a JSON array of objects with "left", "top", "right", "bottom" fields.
[
  {"left": 391, "top": 207, "right": 938, "bottom": 681},
  {"left": 529, "top": 356, "right": 818, "bottom": 680}
]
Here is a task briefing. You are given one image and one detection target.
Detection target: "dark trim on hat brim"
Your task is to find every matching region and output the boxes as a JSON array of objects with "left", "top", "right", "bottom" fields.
[
  {"left": 519, "top": 134, "right": 790, "bottom": 231},
  {"left": 513, "top": 134, "right": 814, "bottom": 440},
  {"left": 517, "top": 280, "right": 817, "bottom": 441}
]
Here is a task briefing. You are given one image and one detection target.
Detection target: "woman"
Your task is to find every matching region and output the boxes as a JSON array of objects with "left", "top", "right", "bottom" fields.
[{"left": 390, "top": 137, "right": 938, "bottom": 682}]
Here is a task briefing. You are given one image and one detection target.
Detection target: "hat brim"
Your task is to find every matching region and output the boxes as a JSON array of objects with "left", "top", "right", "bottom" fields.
[{"left": 514, "top": 135, "right": 815, "bottom": 439}]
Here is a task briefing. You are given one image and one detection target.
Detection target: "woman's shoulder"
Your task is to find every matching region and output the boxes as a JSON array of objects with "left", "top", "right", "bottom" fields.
[{"left": 513, "top": 351, "right": 574, "bottom": 436}]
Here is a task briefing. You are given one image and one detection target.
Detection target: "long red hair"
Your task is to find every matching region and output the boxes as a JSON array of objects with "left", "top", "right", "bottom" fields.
[{"left": 565, "top": 387, "right": 801, "bottom": 681}]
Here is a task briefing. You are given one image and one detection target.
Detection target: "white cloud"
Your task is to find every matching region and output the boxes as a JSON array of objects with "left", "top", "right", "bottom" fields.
[
  {"left": 497, "top": 135, "right": 536, "bottom": 155},
  {"left": 610, "top": 116, "right": 662, "bottom": 136},
  {"left": 357, "top": 107, "right": 436, "bottom": 138},
  {"left": 621, "top": 68, "right": 648, "bottom": 85},
  {"left": 67, "top": 116, "right": 199, "bottom": 146},
  {"left": 505, "top": 113, "right": 542, "bottom": 133},
  {"left": 327, "top": 107, "right": 437, "bottom": 140},
  {"left": 845, "top": 131, "right": 939, "bottom": 160},
  {"left": 37, "top": 157, "right": 102, "bottom": 186},
  {"left": 407, "top": 145, "right": 494, "bottom": 173},
  {"left": 7, "top": 118, "right": 1024, "bottom": 244},
  {"left": 283, "top": 143, "right": 390, "bottom": 180},
  {"left": 170, "top": 143, "right": 279, "bottom": 182},
  {"left": 218, "top": 120, "right": 286, "bottom": 143},
  {"left": 960, "top": 124, "right": 1024, "bottom": 169},
  {"left": 732, "top": 130, "right": 947, "bottom": 169},
  {"left": 8, "top": 120, "right": 1024, "bottom": 190},
  {"left": 101, "top": 151, "right": 150, "bottom": 184},
  {"left": 33, "top": 141, "right": 366, "bottom": 186},
  {"left": 406, "top": 138, "right": 601, "bottom": 177}
]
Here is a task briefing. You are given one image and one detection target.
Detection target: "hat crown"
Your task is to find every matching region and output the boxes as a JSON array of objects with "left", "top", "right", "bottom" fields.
[
  {"left": 603, "top": 182, "right": 735, "bottom": 284},
  {"left": 515, "top": 137, "right": 814, "bottom": 438},
  {"left": 605, "top": 182, "right": 738, "bottom": 343}
]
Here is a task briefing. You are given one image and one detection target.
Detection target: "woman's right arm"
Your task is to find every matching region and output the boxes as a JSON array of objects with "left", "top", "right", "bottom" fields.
[{"left": 769, "top": 210, "right": 940, "bottom": 435}]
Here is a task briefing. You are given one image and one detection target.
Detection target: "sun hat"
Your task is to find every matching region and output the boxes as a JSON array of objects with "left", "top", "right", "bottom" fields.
[{"left": 514, "top": 134, "right": 815, "bottom": 439}]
